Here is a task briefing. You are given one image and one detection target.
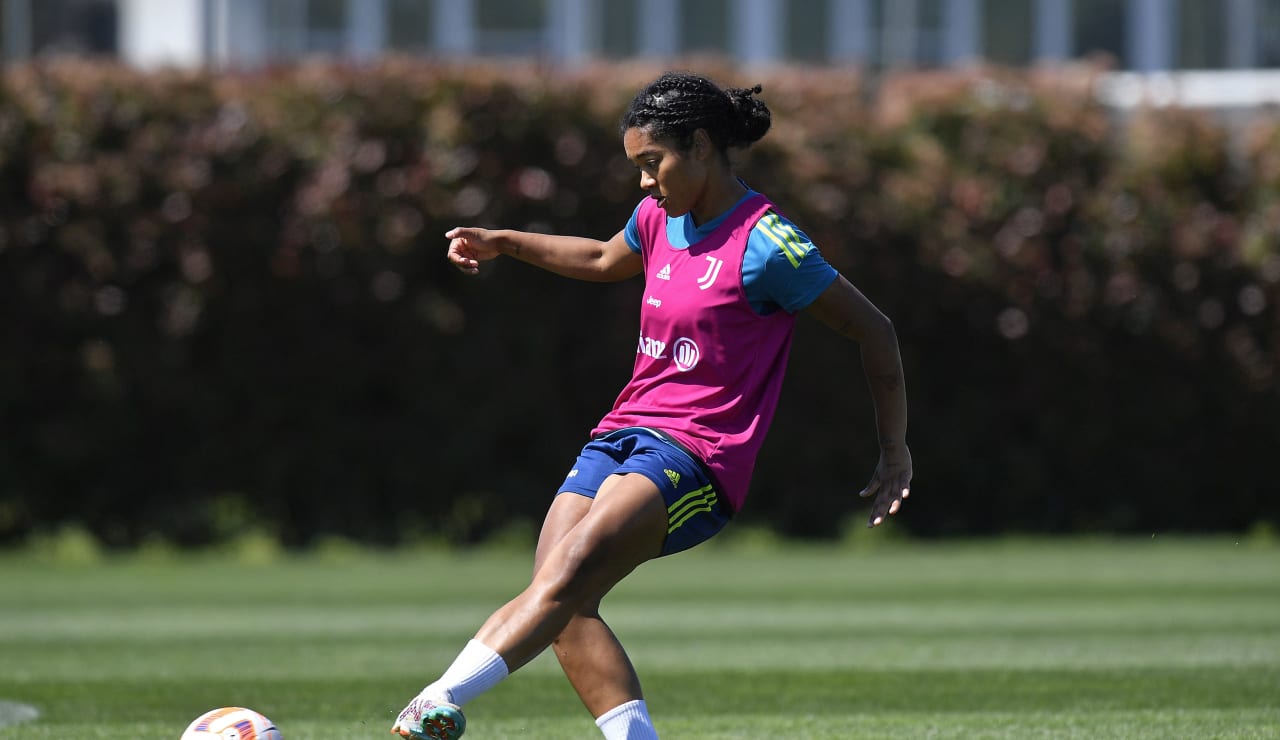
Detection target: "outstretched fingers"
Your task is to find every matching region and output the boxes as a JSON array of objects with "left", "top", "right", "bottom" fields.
[{"left": 866, "top": 473, "right": 911, "bottom": 528}]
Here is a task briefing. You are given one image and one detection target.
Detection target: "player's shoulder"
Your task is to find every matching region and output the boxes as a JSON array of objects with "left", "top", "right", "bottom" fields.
[{"left": 749, "top": 208, "right": 818, "bottom": 268}]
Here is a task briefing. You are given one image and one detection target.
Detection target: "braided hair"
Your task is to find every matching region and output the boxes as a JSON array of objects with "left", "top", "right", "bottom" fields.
[{"left": 620, "top": 71, "right": 772, "bottom": 156}]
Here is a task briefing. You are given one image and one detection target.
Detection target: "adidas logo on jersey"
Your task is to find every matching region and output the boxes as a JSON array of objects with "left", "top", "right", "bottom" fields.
[
  {"left": 656, "top": 264, "right": 672, "bottom": 280},
  {"left": 664, "top": 469, "right": 681, "bottom": 487}
]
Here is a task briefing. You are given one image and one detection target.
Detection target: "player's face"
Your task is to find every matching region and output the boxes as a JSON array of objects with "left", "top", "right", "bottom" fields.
[{"left": 623, "top": 126, "right": 710, "bottom": 220}]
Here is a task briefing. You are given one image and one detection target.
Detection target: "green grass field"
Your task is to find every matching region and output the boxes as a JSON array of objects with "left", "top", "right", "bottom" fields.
[{"left": 1, "top": 535, "right": 1278, "bottom": 738}]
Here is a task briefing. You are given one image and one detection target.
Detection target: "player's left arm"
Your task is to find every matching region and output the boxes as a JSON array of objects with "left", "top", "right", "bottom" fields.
[{"left": 804, "top": 275, "right": 912, "bottom": 528}]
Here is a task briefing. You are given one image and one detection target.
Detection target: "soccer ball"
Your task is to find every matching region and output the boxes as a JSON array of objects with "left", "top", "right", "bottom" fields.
[{"left": 180, "top": 707, "right": 283, "bottom": 739}]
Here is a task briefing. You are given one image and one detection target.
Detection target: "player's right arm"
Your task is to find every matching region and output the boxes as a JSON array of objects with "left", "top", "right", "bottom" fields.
[{"left": 446, "top": 227, "right": 642, "bottom": 283}]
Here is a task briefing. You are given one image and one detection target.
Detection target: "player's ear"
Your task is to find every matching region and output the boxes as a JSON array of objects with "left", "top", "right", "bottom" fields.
[{"left": 692, "top": 129, "right": 712, "bottom": 160}]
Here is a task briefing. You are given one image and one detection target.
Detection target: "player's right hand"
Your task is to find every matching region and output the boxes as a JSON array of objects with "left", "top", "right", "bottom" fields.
[{"left": 446, "top": 227, "right": 503, "bottom": 274}]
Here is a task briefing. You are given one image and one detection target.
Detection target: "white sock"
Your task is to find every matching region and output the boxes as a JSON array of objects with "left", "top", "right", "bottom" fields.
[
  {"left": 420, "top": 639, "right": 510, "bottom": 707},
  {"left": 595, "top": 699, "right": 659, "bottom": 740}
]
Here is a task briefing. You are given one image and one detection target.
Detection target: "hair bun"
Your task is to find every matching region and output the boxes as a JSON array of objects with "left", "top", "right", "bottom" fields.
[{"left": 726, "top": 84, "right": 771, "bottom": 147}]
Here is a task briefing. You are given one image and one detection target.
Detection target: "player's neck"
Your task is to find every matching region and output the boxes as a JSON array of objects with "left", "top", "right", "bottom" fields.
[{"left": 689, "top": 174, "right": 748, "bottom": 227}]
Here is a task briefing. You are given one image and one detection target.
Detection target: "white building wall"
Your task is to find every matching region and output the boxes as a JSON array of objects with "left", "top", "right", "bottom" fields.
[{"left": 119, "top": 0, "right": 205, "bottom": 69}]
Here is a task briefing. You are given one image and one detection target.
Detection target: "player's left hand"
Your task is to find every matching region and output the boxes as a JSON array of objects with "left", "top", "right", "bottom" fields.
[{"left": 860, "top": 445, "right": 912, "bottom": 528}]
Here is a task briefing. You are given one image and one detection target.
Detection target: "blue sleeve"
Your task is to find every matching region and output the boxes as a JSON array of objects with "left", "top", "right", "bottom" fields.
[
  {"left": 624, "top": 201, "right": 644, "bottom": 253},
  {"left": 742, "top": 211, "right": 838, "bottom": 315}
]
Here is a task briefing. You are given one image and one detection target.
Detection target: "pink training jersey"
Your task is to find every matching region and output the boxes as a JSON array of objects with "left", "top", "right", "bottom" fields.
[{"left": 592, "top": 193, "right": 797, "bottom": 513}]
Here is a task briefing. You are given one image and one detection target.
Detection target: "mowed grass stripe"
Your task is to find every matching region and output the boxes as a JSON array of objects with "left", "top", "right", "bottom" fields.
[
  {"left": 5, "top": 666, "right": 1279, "bottom": 715},
  {"left": 1, "top": 538, "right": 1277, "bottom": 738},
  {"left": 3, "top": 632, "right": 1278, "bottom": 682},
  {"left": 2, "top": 669, "right": 1277, "bottom": 737},
  {"left": 5, "top": 599, "right": 1278, "bottom": 641}
]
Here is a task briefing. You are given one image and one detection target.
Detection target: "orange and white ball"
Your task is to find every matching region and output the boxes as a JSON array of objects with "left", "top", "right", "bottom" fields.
[{"left": 180, "top": 707, "right": 282, "bottom": 740}]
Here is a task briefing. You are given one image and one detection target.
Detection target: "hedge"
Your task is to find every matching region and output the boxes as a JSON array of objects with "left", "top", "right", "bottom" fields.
[{"left": 0, "top": 59, "right": 1275, "bottom": 547}]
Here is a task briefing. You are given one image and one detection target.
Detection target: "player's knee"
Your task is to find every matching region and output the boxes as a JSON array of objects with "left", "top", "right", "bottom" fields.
[{"left": 540, "top": 542, "right": 616, "bottom": 608}]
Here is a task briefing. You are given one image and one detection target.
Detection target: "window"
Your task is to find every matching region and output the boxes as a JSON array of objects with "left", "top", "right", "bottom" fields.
[
  {"left": 874, "top": 0, "right": 911, "bottom": 68},
  {"left": 1073, "top": 0, "right": 1127, "bottom": 67},
  {"left": 305, "top": 0, "right": 346, "bottom": 54},
  {"left": 1177, "top": 0, "right": 1226, "bottom": 69},
  {"left": 916, "top": 0, "right": 946, "bottom": 66},
  {"left": 260, "top": 0, "right": 349, "bottom": 56},
  {"left": 984, "top": 0, "right": 1033, "bottom": 65},
  {"left": 387, "top": 0, "right": 434, "bottom": 53},
  {"left": 1263, "top": 0, "right": 1280, "bottom": 66},
  {"left": 602, "top": 0, "right": 639, "bottom": 58},
  {"left": 476, "top": 0, "right": 547, "bottom": 55},
  {"left": 264, "top": 0, "right": 305, "bottom": 56},
  {"left": 30, "top": 0, "right": 117, "bottom": 56},
  {"left": 681, "top": 0, "right": 729, "bottom": 55},
  {"left": 784, "top": 0, "right": 827, "bottom": 62}
]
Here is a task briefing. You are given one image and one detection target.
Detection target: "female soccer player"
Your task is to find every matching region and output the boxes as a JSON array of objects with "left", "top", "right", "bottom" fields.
[{"left": 392, "top": 71, "right": 912, "bottom": 740}]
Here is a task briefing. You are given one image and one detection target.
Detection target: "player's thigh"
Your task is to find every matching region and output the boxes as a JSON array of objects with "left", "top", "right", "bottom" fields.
[
  {"left": 534, "top": 490, "right": 593, "bottom": 575},
  {"left": 550, "top": 473, "right": 667, "bottom": 589}
]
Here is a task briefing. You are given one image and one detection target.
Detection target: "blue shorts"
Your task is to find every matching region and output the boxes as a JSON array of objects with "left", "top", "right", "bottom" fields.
[{"left": 556, "top": 427, "right": 732, "bottom": 556}]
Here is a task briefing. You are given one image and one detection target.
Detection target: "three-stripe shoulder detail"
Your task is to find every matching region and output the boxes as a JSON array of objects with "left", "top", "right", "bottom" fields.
[{"left": 755, "top": 210, "right": 813, "bottom": 268}]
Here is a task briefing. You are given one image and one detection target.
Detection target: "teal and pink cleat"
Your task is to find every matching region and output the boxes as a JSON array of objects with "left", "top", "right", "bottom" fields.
[{"left": 390, "top": 696, "right": 466, "bottom": 740}]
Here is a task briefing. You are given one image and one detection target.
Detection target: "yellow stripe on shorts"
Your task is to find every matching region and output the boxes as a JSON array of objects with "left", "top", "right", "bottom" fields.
[{"left": 668, "top": 484, "right": 718, "bottom": 534}]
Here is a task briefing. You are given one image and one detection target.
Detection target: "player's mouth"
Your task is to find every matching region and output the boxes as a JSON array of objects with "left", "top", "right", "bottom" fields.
[{"left": 653, "top": 194, "right": 667, "bottom": 208}]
